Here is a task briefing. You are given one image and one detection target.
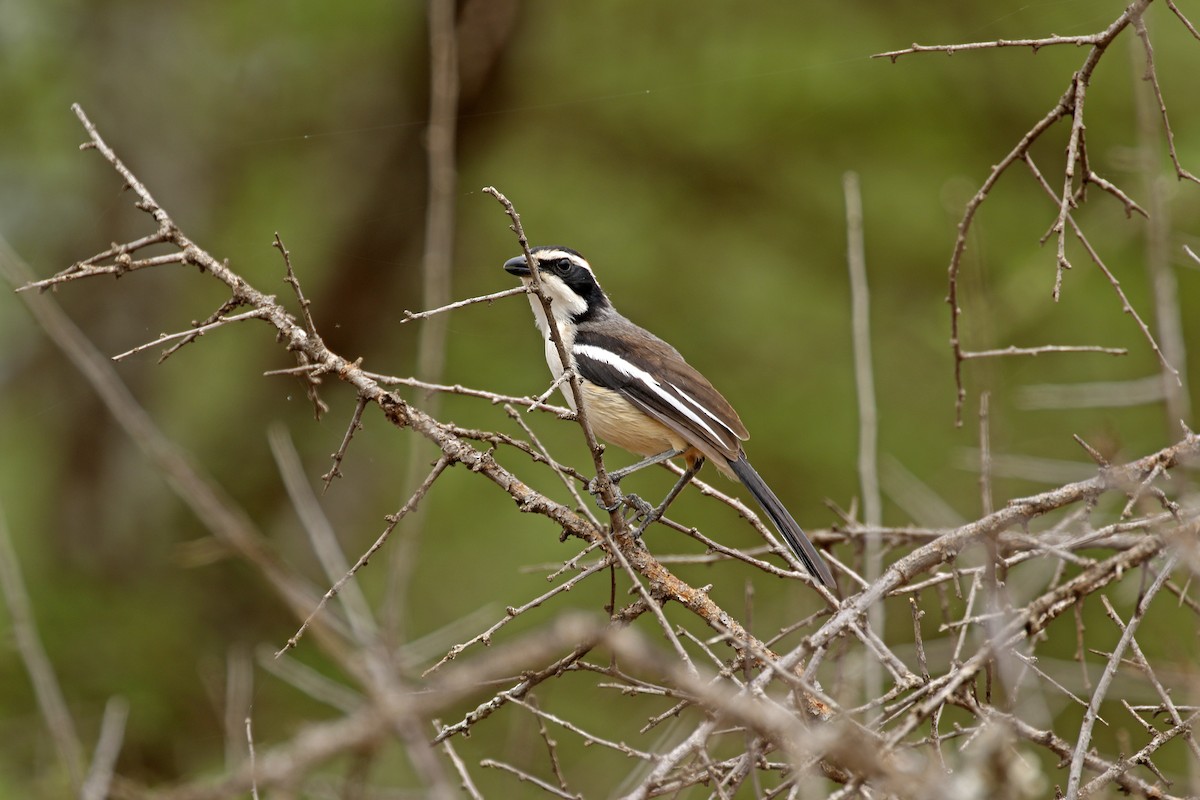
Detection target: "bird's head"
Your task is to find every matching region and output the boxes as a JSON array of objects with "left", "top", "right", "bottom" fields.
[{"left": 503, "top": 246, "right": 610, "bottom": 323}]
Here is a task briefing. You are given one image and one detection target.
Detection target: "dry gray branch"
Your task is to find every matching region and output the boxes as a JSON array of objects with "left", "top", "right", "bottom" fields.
[
  {"left": 878, "top": 0, "right": 1195, "bottom": 424},
  {"left": 278, "top": 455, "right": 450, "bottom": 656},
  {"left": 0, "top": 499, "right": 85, "bottom": 791},
  {"left": 80, "top": 697, "right": 130, "bottom": 800},
  {"left": 7, "top": 39, "right": 1200, "bottom": 792}
]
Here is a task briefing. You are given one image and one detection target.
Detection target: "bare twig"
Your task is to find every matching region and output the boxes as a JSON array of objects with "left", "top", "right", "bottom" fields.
[
  {"left": 403, "top": 285, "right": 528, "bottom": 322},
  {"left": 273, "top": 233, "right": 316, "bottom": 334},
  {"left": 875, "top": 33, "right": 1121, "bottom": 61},
  {"left": 1132, "top": 18, "right": 1194, "bottom": 435},
  {"left": 509, "top": 695, "right": 655, "bottom": 761},
  {"left": 527, "top": 694, "right": 572, "bottom": 793},
  {"left": 277, "top": 455, "right": 450, "bottom": 656},
  {"left": 881, "top": 0, "right": 1173, "bottom": 423},
  {"left": 504, "top": 404, "right": 600, "bottom": 527},
  {"left": 254, "top": 645, "right": 362, "bottom": 713},
  {"left": 528, "top": 368, "right": 576, "bottom": 413},
  {"left": 4, "top": 237, "right": 360, "bottom": 673},
  {"left": 1066, "top": 561, "right": 1176, "bottom": 797},
  {"left": 978, "top": 391, "right": 993, "bottom": 516},
  {"left": 422, "top": 558, "right": 610, "bottom": 676},
  {"left": 156, "top": 296, "right": 248, "bottom": 363},
  {"left": 432, "top": 719, "right": 483, "bottom": 800},
  {"left": 271, "top": 233, "right": 329, "bottom": 418},
  {"left": 111, "top": 308, "right": 269, "bottom": 362},
  {"left": 844, "top": 170, "right": 884, "bottom": 707},
  {"left": 223, "top": 647, "right": 254, "bottom": 773},
  {"left": 1024, "top": 154, "right": 1181, "bottom": 387},
  {"left": 481, "top": 759, "right": 583, "bottom": 800},
  {"left": 960, "top": 344, "right": 1127, "bottom": 359},
  {"left": 1166, "top": 0, "right": 1200, "bottom": 39},
  {"left": 365, "top": 372, "right": 573, "bottom": 417},
  {"left": 245, "top": 717, "right": 260, "bottom": 800},
  {"left": 19, "top": 251, "right": 187, "bottom": 291},
  {"left": 80, "top": 697, "right": 130, "bottom": 800},
  {"left": 0, "top": 498, "right": 85, "bottom": 790},
  {"left": 320, "top": 394, "right": 369, "bottom": 492},
  {"left": 1134, "top": 16, "right": 1200, "bottom": 185},
  {"left": 269, "top": 424, "right": 377, "bottom": 644}
]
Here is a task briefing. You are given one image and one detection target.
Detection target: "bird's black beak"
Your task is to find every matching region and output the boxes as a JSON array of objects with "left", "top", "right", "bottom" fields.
[{"left": 503, "top": 255, "right": 533, "bottom": 276}]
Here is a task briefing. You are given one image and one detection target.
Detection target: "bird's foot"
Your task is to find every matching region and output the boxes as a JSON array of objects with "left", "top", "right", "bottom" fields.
[
  {"left": 586, "top": 478, "right": 657, "bottom": 530},
  {"left": 629, "top": 500, "right": 666, "bottom": 539},
  {"left": 586, "top": 476, "right": 623, "bottom": 512},
  {"left": 621, "top": 493, "right": 656, "bottom": 531}
]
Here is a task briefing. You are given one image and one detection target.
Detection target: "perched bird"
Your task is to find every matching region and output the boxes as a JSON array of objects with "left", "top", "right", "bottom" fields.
[{"left": 504, "top": 246, "right": 835, "bottom": 589}]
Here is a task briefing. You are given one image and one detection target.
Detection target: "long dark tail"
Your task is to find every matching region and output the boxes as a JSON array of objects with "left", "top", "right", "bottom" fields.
[{"left": 729, "top": 455, "right": 835, "bottom": 589}]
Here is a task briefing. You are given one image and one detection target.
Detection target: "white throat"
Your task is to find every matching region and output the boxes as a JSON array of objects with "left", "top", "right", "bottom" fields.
[{"left": 519, "top": 274, "right": 584, "bottom": 389}]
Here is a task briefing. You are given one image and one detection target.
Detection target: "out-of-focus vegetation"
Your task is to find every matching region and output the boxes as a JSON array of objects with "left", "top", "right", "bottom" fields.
[{"left": 0, "top": 1, "right": 1197, "bottom": 796}]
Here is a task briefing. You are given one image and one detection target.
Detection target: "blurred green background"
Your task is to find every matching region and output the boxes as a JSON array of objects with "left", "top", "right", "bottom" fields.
[{"left": 1, "top": 0, "right": 1198, "bottom": 796}]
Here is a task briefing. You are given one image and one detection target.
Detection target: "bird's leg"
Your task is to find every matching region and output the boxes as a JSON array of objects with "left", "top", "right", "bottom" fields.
[
  {"left": 587, "top": 448, "right": 685, "bottom": 514},
  {"left": 633, "top": 456, "right": 704, "bottom": 538},
  {"left": 607, "top": 449, "right": 687, "bottom": 484}
]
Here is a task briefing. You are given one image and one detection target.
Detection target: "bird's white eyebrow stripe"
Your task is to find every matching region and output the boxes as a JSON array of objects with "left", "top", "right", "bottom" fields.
[{"left": 573, "top": 343, "right": 734, "bottom": 446}]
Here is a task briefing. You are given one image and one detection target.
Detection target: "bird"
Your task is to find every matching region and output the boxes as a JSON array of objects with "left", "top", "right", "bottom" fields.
[{"left": 503, "top": 246, "right": 835, "bottom": 589}]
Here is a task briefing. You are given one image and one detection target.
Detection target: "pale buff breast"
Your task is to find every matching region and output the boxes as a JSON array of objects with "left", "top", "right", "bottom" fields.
[
  {"left": 577, "top": 381, "right": 686, "bottom": 458},
  {"left": 573, "top": 383, "right": 740, "bottom": 480}
]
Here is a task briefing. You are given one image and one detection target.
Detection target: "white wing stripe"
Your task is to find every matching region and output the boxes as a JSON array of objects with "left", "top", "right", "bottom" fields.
[
  {"left": 574, "top": 343, "right": 728, "bottom": 445},
  {"left": 667, "top": 380, "right": 741, "bottom": 441}
]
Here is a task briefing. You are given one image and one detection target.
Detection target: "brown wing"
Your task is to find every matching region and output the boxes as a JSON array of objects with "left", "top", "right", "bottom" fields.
[{"left": 572, "top": 322, "right": 748, "bottom": 462}]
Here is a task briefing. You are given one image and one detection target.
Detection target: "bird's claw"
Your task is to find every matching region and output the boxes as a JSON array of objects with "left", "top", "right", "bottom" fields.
[
  {"left": 586, "top": 477, "right": 622, "bottom": 512},
  {"left": 622, "top": 493, "right": 655, "bottom": 523},
  {"left": 612, "top": 492, "right": 661, "bottom": 539},
  {"left": 630, "top": 506, "right": 664, "bottom": 539},
  {"left": 586, "top": 479, "right": 657, "bottom": 532}
]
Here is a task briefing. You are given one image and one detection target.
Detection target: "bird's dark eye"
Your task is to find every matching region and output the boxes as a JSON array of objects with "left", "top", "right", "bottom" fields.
[{"left": 552, "top": 259, "right": 572, "bottom": 277}]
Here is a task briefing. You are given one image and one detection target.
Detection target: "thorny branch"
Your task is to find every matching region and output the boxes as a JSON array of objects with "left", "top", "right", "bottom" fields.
[
  {"left": 877, "top": 0, "right": 1194, "bottom": 424},
  {"left": 21, "top": 102, "right": 827, "bottom": 787},
  {"left": 8, "top": 67, "right": 1200, "bottom": 796}
]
